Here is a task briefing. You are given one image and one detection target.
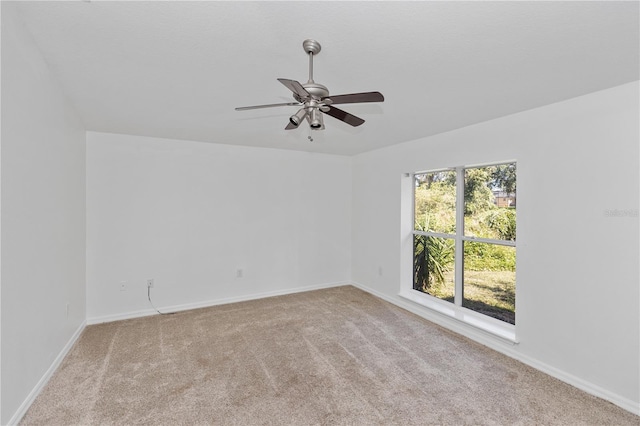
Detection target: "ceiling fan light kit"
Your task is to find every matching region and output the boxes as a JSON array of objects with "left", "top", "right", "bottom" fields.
[
  {"left": 235, "top": 39, "right": 384, "bottom": 131},
  {"left": 290, "top": 108, "right": 307, "bottom": 127}
]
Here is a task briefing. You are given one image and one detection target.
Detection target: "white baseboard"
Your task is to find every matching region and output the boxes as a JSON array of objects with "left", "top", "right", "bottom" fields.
[
  {"left": 7, "top": 321, "right": 87, "bottom": 426},
  {"left": 350, "top": 281, "right": 640, "bottom": 416},
  {"left": 87, "top": 281, "right": 350, "bottom": 325}
]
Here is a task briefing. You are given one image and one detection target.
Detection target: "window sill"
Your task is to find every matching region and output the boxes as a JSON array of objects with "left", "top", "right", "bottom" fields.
[{"left": 398, "top": 289, "right": 518, "bottom": 344}]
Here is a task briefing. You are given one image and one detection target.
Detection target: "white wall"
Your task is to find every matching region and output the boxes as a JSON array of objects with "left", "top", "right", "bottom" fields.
[
  {"left": 86, "top": 132, "right": 351, "bottom": 321},
  {"left": 1, "top": 3, "right": 636, "bottom": 418},
  {"left": 351, "top": 81, "right": 640, "bottom": 412},
  {"left": 1, "top": 4, "right": 86, "bottom": 424}
]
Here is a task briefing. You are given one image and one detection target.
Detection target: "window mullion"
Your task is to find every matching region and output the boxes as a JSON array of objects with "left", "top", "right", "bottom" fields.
[
  {"left": 454, "top": 166, "right": 464, "bottom": 306},
  {"left": 461, "top": 236, "right": 516, "bottom": 246},
  {"left": 413, "top": 230, "right": 455, "bottom": 239}
]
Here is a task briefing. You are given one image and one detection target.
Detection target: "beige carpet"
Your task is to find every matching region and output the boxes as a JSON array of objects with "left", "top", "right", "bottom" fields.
[{"left": 21, "top": 286, "right": 639, "bottom": 425}]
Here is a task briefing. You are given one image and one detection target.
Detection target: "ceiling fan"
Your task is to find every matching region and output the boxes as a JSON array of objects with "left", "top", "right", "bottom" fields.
[{"left": 235, "top": 39, "right": 384, "bottom": 131}]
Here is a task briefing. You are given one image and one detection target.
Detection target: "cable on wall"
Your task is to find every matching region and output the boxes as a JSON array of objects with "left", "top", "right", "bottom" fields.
[{"left": 148, "top": 285, "right": 175, "bottom": 316}]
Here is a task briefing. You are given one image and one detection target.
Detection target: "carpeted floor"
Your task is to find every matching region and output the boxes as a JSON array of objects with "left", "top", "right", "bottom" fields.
[{"left": 21, "top": 286, "right": 639, "bottom": 425}]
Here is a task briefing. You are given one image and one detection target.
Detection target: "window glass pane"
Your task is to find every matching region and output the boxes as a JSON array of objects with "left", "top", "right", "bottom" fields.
[
  {"left": 414, "top": 170, "right": 456, "bottom": 234},
  {"left": 464, "top": 164, "right": 516, "bottom": 241},
  {"left": 463, "top": 241, "right": 516, "bottom": 324},
  {"left": 413, "top": 235, "right": 455, "bottom": 303}
]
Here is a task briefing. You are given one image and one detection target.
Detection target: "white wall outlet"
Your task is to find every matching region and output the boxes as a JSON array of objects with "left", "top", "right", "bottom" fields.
[
  {"left": 236, "top": 269, "right": 243, "bottom": 278},
  {"left": 378, "top": 266, "right": 383, "bottom": 276},
  {"left": 120, "top": 281, "right": 126, "bottom": 291},
  {"left": 147, "top": 278, "right": 154, "bottom": 288},
  {"left": 66, "top": 303, "right": 70, "bottom": 318}
]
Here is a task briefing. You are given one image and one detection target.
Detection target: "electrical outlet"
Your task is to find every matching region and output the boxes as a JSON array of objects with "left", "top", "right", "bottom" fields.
[
  {"left": 147, "top": 278, "right": 154, "bottom": 288},
  {"left": 120, "top": 281, "right": 126, "bottom": 291},
  {"left": 66, "top": 303, "right": 70, "bottom": 318},
  {"left": 236, "top": 269, "right": 243, "bottom": 278}
]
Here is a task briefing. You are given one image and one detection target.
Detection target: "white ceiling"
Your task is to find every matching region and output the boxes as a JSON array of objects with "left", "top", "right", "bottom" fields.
[{"left": 10, "top": 1, "right": 639, "bottom": 156}]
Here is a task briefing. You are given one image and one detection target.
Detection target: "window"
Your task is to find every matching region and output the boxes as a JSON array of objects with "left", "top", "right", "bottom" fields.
[{"left": 413, "top": 163, "right": 516, "bottom": 325}]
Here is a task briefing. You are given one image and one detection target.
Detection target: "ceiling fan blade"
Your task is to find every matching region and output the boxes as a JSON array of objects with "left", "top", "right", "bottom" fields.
[
  {"left": 325, "top": 91, "right": 384, "bottom": 105},
  {"left": 235, "top": 102, "right": 301, "bottom": 111},
  {"left": 277, "top": 78, "right": 311, "bottom": 101},
  {"left": 324, "top": 106, "right": 365, "bottom": 127}
]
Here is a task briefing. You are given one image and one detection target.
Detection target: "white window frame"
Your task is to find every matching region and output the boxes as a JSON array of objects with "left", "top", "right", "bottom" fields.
[{"left": 399, "top": 162, "right": 517, "bottom": 343}]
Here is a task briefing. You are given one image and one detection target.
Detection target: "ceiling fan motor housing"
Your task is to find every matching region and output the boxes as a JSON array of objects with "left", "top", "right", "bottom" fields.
[{"left": 301, "top": 82, "right": 329, "bottom": 100}]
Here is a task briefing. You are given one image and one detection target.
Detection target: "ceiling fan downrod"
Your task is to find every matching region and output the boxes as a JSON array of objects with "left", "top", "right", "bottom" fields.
[{"left": 303, "top": 39, "right": 321, "bottom": 84}]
